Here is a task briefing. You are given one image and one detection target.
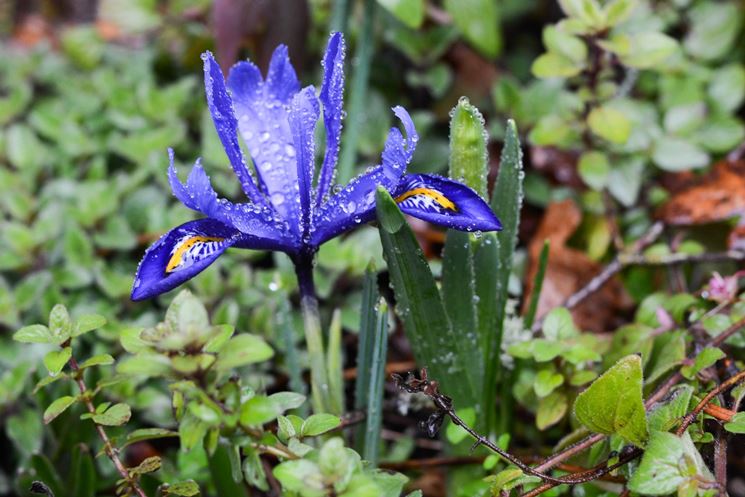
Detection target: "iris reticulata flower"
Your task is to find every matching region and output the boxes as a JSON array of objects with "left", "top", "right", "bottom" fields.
[{"left": 131, "top": 32, "right": 502, "bottom": 301}]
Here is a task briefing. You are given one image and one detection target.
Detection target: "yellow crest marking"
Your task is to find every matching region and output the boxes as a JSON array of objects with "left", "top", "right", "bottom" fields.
[
  {"left": 166, "top": 236, "right": 224, "bottom": 273},
  {"left": 395, "top": 187, "right": 457, "bottom": 211}
]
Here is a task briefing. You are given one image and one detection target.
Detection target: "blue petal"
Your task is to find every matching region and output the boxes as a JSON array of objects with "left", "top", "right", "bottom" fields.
[
  {"left": 131, "top": 219, "right": 239, "bottom": 301},
  {"left": 288, "top": 86, "right": 320, "bottom": 233},
  {"left": 393, "top": 174, "right": 502, "bottom": 232},
  {"left": 312, "top": 108, "right": 418, "bottom": 245},
  {"left": 315, "top": 32, "right": 346, "bottom": 207},
  {"left": 265, "top": 45, "right": 301, "bottom": 102},
  {"left": 202, "top": 52, "right": 267, "bottom": 207},
  {"left": 227, "top": 49, "right": 302, "bottom": 231},
  {"left": 168, "top": 150, "right": 298, "bottom": 251},
  {"left": 381, "top": 106, "right": 418, "bottom": 180}
]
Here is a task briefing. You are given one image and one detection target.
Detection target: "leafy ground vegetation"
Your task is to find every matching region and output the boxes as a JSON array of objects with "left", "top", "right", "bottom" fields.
[{"left": 1, "top": 0, "right": 745, "bottom": 496}]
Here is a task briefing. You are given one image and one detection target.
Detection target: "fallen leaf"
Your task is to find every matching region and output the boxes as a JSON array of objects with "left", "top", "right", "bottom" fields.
[
  {"left": 522, "top": 199, "right": 630, "bottom": 332},
  {"left": 657, "top": 160, "right": 745, "bottom": 226}
]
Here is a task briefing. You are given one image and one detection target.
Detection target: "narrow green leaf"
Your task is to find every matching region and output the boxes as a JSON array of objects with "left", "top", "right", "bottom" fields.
[
  {"left": 524, "top": 240, "right": 549, "bottom": 329},
  {"left": 449, "top": 97, "right": 488, "bottom": 197},
  {"left": 278, "top": 298, "right": 306, "bottom": 407},
  {"left": 442, "top": 229, "right": 483, "bottom": 403},
  {"left": 487, "top": 120, "right": 523, "bottom": 431},
  {"left": 376, "top": 187, "right": 474, "bottom": 407},
  {"left": 574, "top": 355, "right": 649, "bottom": 447},
  {"left": 43, "top": 396, "right": 77, "bottom": 424},
  {"left": 355, "top": 266, "right": 380, "bottom": 453},
  {"left": 71, "top": 445, "right": 96, "bottom": 497},
  {"left": 326, "top": 309, "right": 344, "bottom": 415},
  {"left": 363, "top": 299, "right": 388, "bottom": 465},
  {"left": 473, "top": 232, "right": 499, "bottom": 365}
]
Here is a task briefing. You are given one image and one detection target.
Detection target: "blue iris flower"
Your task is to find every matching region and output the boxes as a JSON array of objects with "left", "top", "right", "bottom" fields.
[{"left": 131, "top": 32, "right": 502, "bottom": 301}]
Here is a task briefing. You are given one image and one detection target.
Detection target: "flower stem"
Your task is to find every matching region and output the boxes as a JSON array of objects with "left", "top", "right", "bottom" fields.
[{"left": 294, "top": 254, "right": 331, "bottom": 414}]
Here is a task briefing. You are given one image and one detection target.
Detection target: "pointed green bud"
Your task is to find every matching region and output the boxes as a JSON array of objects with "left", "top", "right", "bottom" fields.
[{"left": 449, "top": 97, "right": 489, "bottom": 198}]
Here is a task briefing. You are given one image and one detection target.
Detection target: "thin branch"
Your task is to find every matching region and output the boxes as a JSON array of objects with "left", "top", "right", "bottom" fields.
[
  {"left": 395, "top": 370, "right": 639, "bottom": 487},
  {"left": 394, "top": 370, "right": 567, "bottom": 485},
  {"left": 380, "top": 456, "right": 626, "bottom": 483},
  {"left": 68, "top": 357, "right": 148, "bottom": 497},
  {"left": 676, "top": 369, "right": 745, "bottom": 436}
]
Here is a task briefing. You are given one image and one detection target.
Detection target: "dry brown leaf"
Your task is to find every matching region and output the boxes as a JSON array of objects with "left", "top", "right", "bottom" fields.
[
  {"left": 657, "top": 160, "right": 745, "bottom": 226},
  {"left": 523, "top": 199, "right": 630, "bottom": 332}
]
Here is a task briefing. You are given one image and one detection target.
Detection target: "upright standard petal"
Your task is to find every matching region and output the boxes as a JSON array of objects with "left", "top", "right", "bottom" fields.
[
  {"left": 227, "top": 47, "right": 302, "bottom": 232},
  {"left": 168, "top": 150, "right": 298, "bottom": 250},
  {"left": 393, "top": 174, "right": 502, "bottom": 232},
  {"left": 131, "top": 219, "right": 239, "bottom": 301},
  {"left": 288, "top": 86, "right": 320, "bottom": 234},
  {"left": 315, "top": 32, "right": 346, "bottom": 208},
  {"left": 311, "top": 107, "right": 418, "bottom": 245},
  {"left": 202, "top": 52, "right": 268, "bottom": 208}
]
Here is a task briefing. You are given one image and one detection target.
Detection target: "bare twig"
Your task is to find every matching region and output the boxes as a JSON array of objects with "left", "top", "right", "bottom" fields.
[
  {"left": 395, "top": 370, "right": 641, "bottom": 487},
  {"left": 393, "top": 369, "right": 567, "bottom": 485},
  {"left": 68, "top": 357, "right": 148, "bottom": 497}
]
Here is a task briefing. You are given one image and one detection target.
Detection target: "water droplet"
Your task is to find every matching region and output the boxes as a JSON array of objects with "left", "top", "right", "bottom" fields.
[{"left": 260, "top": 132, "right": 270, "bottom": 142}]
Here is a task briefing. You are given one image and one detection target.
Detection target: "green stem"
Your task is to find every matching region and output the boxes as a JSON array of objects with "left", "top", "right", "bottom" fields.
[
  {"left": 337, "top": 0, "right": 376, "bottom": 183},
  {"left": 330, "top": 0, "right": 351, "bottom": 33},
  {"left": 295, "top": 255, "right": 331, "bottom": 414}
]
